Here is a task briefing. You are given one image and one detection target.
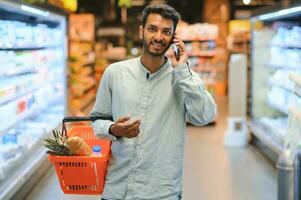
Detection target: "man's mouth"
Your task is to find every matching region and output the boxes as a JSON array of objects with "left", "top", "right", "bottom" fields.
[{"left": 151, "top": 41, "right": 165, "bottom": 49}]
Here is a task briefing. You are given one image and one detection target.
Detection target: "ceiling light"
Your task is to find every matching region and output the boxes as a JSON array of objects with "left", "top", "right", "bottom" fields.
[
  {"left": 243, "top": 0, "right": 251, "bottom": 5},
  {"left": 21, "top": 5, "right": 49, "bottom": 17}
]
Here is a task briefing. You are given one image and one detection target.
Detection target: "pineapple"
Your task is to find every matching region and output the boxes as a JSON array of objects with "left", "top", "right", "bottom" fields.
[{"left": 44, "top": 129, "right": 73, "bottom": 156}]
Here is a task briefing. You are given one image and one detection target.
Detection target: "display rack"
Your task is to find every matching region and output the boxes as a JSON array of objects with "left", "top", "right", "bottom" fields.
[
  {"left": 0, "top": 1, "right": 67, "bottom": 199},
  {"left": 94, "top": 27, "right": 127, "bottom": 86},
  {"left": 249, "top": 4, "right": 301, "bottom": 162},
  {"left": 286, "top": 73, "right": 301, "bottom": 151},
  {"left": 175, "top": 22, "right": 220, "bottom": 96},
  {"left": 68, "top": 14, "right": 97, "bottom": 115}
]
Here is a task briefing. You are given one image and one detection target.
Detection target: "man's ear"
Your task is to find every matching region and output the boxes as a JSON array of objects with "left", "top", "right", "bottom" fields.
[{"left": 139, "top": 25, "right": 143, "bottom": 39}]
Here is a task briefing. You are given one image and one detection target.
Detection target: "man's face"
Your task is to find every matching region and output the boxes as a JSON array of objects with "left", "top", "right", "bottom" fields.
[{"left": 139, "top": 13, "right": 174, "bottom": 57}]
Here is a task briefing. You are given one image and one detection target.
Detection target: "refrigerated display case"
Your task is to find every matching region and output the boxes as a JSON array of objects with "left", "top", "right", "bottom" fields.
[
  {"left": 249, "top": 4, "right": 301, "bottom": 162},
  {"left": 0, "top": 1, "right": 67, "bottom": 199}
]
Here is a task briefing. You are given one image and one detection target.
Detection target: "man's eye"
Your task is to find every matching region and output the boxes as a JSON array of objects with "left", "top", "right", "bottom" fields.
[
  {"left": 163, "top": 31, "right": 172, "bottom": 36},
  {"left": 148, "top": 27, "right": 156, "bottom": 32}
]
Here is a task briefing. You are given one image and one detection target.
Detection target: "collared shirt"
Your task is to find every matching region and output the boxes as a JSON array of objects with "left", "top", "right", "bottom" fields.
[{"left": 90, "top": 57, "right": 217, "bottom": 200}]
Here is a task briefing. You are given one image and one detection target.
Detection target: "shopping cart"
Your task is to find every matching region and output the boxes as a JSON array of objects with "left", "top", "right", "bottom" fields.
[{"left": 48, "top": 116, "right": 112, "bottom": 195}]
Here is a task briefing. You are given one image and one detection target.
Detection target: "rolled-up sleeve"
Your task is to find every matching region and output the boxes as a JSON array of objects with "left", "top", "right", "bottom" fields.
[
  {"left": 172, "top": 63, "right": 217, "bottom": 126},
  {"left": 90, "top": 67, "right": 117, "bottom": 141}
]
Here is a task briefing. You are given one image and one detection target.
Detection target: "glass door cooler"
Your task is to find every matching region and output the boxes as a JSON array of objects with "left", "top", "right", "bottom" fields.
[
  {"left": 249, "top": 3, "right": 301, "bottom": 162},
  {"left": 0, "top": 1, "right": 67, "bottom": 199}
]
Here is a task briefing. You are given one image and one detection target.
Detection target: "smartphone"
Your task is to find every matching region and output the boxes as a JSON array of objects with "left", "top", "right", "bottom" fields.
[
  {"left": 172, "top": 44, "right": 180, "bottom": 61},
  {"left": 172, "top": 33, "right": 180, "bottom": 61}
]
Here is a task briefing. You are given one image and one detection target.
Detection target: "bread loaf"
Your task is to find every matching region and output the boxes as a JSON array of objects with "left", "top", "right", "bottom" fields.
[{"left": 66, "top": 136, "right": 92, "bottom": 156}]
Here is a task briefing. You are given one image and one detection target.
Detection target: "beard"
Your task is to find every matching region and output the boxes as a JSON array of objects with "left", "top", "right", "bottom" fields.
[{"left": 142, "top": 35, "right": 172, "bottom": 57}]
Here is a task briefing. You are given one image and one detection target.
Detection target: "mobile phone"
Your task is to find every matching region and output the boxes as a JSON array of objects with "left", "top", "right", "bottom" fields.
[{"left": 172, "top": 44, "right": 180, "bottom": 61}]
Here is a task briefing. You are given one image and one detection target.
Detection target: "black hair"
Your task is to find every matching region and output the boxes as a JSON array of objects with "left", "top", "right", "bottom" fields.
[{"left": 142, "top": 4, "right": 181, "bottom": 31}]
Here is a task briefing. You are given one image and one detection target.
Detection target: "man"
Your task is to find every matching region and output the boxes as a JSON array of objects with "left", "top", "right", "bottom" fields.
[{"left": 90, "top": 4, "right": 217, "bottom": 200}]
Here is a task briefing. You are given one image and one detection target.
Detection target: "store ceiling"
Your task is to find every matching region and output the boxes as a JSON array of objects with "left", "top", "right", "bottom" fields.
[
  {"left": 78, "top": 0, "right": 203, "bottom": 23},
  {"left": 233, "top": 0, "right": 281, "bottom": 6},
  {"left": 77, "top": 0, "right": 294, "bottom": 22}
]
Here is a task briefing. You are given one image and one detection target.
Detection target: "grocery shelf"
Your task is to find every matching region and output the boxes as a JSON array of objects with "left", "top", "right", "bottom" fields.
[
  {"left": 0, "top": 97, "right": 62, "bottom": 137},
  {"left": 0, "top": 46, "right": 61, "bottom": 51},
  {"left": 266, "top": 62, "right": 300, "bottom": 70},
  {"left": 228, "top": 48, "right": 250, "bottom": 54},
  {"left": 249, "top": 120, "right": 284, "bottom": 155},
  {"left": 183, "top": 38, "right": 216, "bottom": 42},
  {"left": 0, "top": 66, "right": 37, "bottom": 76},
  {"left": 0, "top": 86, "right": 38, "bottom": 106},
  {"left": 83, "top": 62, "right": 95, "bottom": 67},
  {"left": 267, "top": 79, "right": 294, "bottom": 93},
  {"left": 187, "top": 51, "right": 216, "bottom": 58},
  {"left": 80, "top": 90, "right": 95, "bottom": 111},
  {"left": 102, "top": 55, "right": 127, "bottom": 61},
  {"left": 289, "top": 73, "right": 301, "bottom": 98},
  {"left": 0, "top": 1, "right": 67, "bottom": 199},
  {"left": 191, "top": 65, "right": 216, "bottom": 71},
  {"left": 266, "top": 99, "right": 289, "bottom": 115},
  {"left": 270, "top": 44, "right": 301, "bottom": 49},
  {"left": 0, "top": 131, "right": 55, "bottom": 200},
  {"left": 83, "top": 84, "right": 96, "bottom": 95},
  {"left": 289, "top": 73, "right": 301, "bottom": 87}
]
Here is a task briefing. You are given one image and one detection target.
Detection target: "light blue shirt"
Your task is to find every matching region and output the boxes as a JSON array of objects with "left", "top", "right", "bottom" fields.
[{"left": 90, "top": 57, "right": 217, "bottom": 200}]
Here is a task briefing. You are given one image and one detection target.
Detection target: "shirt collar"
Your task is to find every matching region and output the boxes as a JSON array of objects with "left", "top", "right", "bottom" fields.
[{"left": 138, "top": 56, "right": 171, "bottom": 79}]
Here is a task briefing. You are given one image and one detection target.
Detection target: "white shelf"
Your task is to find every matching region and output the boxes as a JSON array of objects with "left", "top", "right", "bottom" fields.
[
  {"left": 0, "top": 66, "right": 37, "bottom": 76},
  {"left": 267, "top": 79, "right": 294, "bottom": 93},
  {"left": 288, "top": 73, "right": 301, "bottom": 98},
  {"left": 266, "top": 62, "right": 300, "bottom": 70},
  {"left": 0, "top": 129, "right": 56, "bottom": 200},
  {"left": 0, "top": 96, "right": 62, "bottom": 137},
  {"left": 249, "top": 120, "right": 284, "bottom": 154},
  {"left": 289, "top": 73, "right": 301, "bottom": 87},
  {"left": 0, "top": 45, "right": 63, "bottom": 51},
  {"left": 0, "top": 86, "right": 38, "bottom": 106},
  {"left": 270, "top": 43, "right": 301, "bottom": 49},
  {"left": 266, "top": 99, "right": 289, "bottom": 115}
]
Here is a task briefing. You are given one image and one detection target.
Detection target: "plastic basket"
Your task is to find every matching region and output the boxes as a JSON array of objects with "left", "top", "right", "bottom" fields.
[{"left": 48, "top": 116, "right": 112, "bottom": 195}]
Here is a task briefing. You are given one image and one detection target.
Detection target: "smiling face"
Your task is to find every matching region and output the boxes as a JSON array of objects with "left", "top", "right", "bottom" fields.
[{"left": 139, "top": 13, "right": 175, "bottom": 57}]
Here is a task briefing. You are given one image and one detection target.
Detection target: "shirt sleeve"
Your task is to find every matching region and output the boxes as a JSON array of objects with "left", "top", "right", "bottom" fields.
[
  {"left": 172, "top": 63, "right": 217, "bottom": 126},
  {"left": 90, "top": 67, "right": 117, "bottom": 141}
]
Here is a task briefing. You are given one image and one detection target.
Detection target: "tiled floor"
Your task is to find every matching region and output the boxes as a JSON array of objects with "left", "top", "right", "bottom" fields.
[{"left": 25, "top": 97, "right": 277, "bottom": 200}]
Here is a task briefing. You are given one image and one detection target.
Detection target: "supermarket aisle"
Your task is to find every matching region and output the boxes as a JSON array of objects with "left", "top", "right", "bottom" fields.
[{"left": 25, "top": 97, "right": 277, "bottom": 200}]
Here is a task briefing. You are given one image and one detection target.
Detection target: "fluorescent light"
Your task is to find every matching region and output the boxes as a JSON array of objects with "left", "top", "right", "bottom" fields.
[
  {"left": 21, "top": 5, "right": 49, "bottom": 17},
  {"left": 257, "top": 6, "right": 301, "bottom": 21},
  {"left": 243, "top": 0, "right": 251, "bottom": 5}
]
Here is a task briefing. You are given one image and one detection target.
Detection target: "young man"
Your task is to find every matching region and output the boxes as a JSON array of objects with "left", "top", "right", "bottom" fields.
[{"left": 90, "top": 4, "right": 217, "bottom": 200}]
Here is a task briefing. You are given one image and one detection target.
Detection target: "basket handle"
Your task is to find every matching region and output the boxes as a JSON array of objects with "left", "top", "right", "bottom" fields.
[{"left": 62, "top": 116, "right": 113, "bottom": 138}]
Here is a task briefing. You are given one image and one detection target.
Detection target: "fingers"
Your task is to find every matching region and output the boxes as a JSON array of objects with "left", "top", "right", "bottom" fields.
[
  {"left": 124, "top": 118, "right": 141, "bottom": 138},
  {"left": 128, "top": 118, "right": 141, "bottom": 126},
  {"left": 117, "top": 116, "right": 130, "bottom": 123},
  {"left": 127, "top": 120, "right": 140, "bottom": 131},
  {"left": 127, "top": 122, "right": 140, "bottom": 138},
  {"left": 113, "top": 116, "right": 141, "bottom": 138}
]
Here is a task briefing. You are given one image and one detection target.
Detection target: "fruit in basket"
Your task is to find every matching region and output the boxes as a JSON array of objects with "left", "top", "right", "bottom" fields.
[
  {"left": 44, "top": 129, "right": 72, "bottom": 156},
  {"left": 66, "top": 136, "right": 93, "bottom": 156}
]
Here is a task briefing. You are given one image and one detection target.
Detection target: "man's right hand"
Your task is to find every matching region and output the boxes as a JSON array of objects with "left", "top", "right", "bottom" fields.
[{"left": 109, "top": 116, "right": 141, "bottom": 138}]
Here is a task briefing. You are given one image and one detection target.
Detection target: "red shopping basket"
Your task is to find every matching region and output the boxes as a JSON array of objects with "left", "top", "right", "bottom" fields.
[{"left": 48, "top": 116, "right": 112, "bottom": 195}]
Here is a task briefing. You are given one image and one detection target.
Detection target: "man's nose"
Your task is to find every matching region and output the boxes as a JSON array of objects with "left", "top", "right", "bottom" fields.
[{"left": 154, "top": 31, "right": 163, "bottom": 40}]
